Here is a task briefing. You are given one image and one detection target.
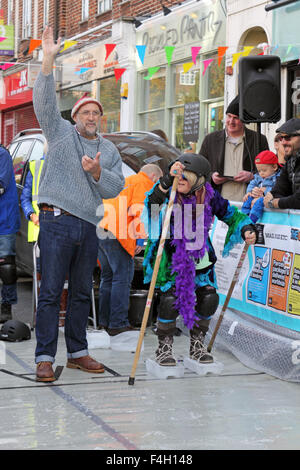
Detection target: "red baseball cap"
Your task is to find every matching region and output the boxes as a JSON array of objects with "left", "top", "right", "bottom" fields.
[{"left": 255, "top": 151, "right": 278, "bottom": 165}]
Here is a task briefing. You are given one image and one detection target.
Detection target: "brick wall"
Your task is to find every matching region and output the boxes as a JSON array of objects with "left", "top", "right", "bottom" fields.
[{"left": 0, "top": 0, "right": 185, "bottom": 62}]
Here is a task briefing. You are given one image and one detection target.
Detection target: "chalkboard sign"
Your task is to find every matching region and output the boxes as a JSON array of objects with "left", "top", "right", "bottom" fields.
[{"left": 183, "top": 101, "right": 200, "bottom": 143}]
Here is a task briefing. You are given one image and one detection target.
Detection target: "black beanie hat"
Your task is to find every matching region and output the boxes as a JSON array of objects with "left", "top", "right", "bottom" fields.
[{"left": 226, "top": 95, "right": 239, "bottom": 116}]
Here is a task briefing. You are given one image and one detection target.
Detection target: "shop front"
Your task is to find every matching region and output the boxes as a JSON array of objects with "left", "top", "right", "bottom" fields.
[
  {"left": 0, "top": 67, "right": 40, "bottom": 146},
  {"left": 55, "top": 42, "right": 121, "bottom": 132},
  {"left": 135, "top": 0, "right": 226, "bottom": 151}
]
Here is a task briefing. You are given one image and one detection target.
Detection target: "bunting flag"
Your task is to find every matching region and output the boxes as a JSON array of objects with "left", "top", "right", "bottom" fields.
[
  {"left": 105, "top": 44, "right": 116, "bottom": 61},
  {"left": 28, "top": 39, "right": 42, "bottom": 54},
  {"left": 114, "top": 68, "right": 126, "bottom": 82},
  {"left": 0, "top": 37, "right": 6, "bottom": 42},
  {"left": 242, "top": 46, "right": 254, "bottom": 57},
  {"left": 191, "top": 46, "right": 201, "bottom": 64},
  {"left": 136, "top": 45, "right": 146, "bottom": 65},
  {"left": 202, "top": 58, "right": 213, "bottom": 76},
  {"left": 144, "top": 66, "right": 160, "bottom": 80},
  {"left": 59, "top": 40, "right": 77, "bottom": 53},
  {"left": 183, "top": 62, "right": 194, "bottom": 73},
  {"left": 165, "top": 46, "right": 175, "bottom": 65},
  {"left": 232, "top": 52, "right": 242, "bottom": 67},
  {"left": 218, "top": 46, "right": 228, "bottom": 66},
  {"left": 0, "top": 63, "right": 14, "bottom": 70}
]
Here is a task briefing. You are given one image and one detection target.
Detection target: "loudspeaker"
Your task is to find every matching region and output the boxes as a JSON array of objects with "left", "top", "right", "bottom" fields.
[{"left": 239, "top": 55, "right": 281, "bottom": 123}]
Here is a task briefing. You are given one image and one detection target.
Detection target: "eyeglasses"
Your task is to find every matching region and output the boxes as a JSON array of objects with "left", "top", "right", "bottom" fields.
[
  {"left": 278, "top": 134, "right": 299, "bottom": 142},
  {"left": 78, "top": 110, "right": 101, "bottom": 117}
]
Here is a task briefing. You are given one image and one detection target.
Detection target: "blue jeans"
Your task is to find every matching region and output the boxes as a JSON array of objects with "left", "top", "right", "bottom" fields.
[
  {"left": 35, "top": 211, "right": 98, "bottom": 364},
  {"left": 98, "top": 237, "right": 134, "bottom": 329},
  {"left": 0, "top": 233, "right": 17, "bottom": 304}
]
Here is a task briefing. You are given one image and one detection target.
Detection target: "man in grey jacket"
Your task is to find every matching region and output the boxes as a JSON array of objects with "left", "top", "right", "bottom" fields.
[{"left": 33, "top": 26, "right": 125, "bottom": 382}]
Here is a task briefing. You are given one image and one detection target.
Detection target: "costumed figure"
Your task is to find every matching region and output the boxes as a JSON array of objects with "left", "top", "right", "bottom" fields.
[{"left": 142, "top": 154, "right": 257, "bottom": 366}]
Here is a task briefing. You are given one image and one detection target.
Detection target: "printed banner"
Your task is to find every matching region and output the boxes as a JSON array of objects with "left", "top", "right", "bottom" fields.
[{"left": 210, "top": 208, "right": 300, "bottom": 332}]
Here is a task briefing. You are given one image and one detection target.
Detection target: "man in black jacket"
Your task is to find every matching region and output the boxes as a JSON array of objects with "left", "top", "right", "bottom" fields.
[
  {"left": 264, "top": 118, "right": 300, "bottom": 210},
  {"left": 200, "top": 96, "right": 269, "bottom": 201}
]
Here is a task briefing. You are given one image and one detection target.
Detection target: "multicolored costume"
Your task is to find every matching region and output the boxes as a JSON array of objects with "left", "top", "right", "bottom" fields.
[{"left": 143, "top": 181, "right": 253, "bottom": 327}]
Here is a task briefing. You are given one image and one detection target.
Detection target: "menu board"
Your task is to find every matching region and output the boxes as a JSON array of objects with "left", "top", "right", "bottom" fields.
[{"left": 183, "top": 101, "right": 200, "bottom": 143}]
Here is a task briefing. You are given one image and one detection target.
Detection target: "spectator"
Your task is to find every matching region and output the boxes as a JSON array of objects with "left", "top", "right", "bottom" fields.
[
  {"left": 274, "top": 134, "right": 285, "bottom": 166},
  {"left": 151, "top": 129, "right": 168, "bottom": 141},
  {"left": 33, "top": 26, "right": 124, "bottom": 382},
  {"left": 0, "top": 145, "right": 20, "bottom": 323},
  {"left": 20, "top": 141, "right": 48, "bottom": 243},
  {"left": 97, "top": 164, "right": 162, "bottom": 336},
  {"left": 264, "top": 118, "right": 300, "bottom": 210},
  {"left": 241, "top": 151, "right": 281, "bottom": 223},
  {"left": 200, "top": 95, "right": 269, "bottom": 202},
  {"left": 143, "top": 153, "right": 257, "bottom": 366}
]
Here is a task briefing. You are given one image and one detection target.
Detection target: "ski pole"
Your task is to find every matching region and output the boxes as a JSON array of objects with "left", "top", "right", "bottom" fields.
[
  {"left": 128, "top": 177, "right": 179, "bottom": 386},
  {"left": 207, "top": 242, "right": 250, "bottom": 353}
]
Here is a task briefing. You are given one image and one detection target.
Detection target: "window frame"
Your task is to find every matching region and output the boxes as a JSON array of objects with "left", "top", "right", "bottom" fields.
[
  {"left": 97, "top": 0, "right": 112, "bottom": 14},
  {"left": 22, "top": 0, "right": 32, "bottom": 39},
  {"left": 82, "top": 0, "right": 89, "bottom": 21}
]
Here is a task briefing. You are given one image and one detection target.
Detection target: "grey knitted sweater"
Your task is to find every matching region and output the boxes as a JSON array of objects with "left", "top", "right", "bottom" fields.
[{"left": 33, "top": 72, "right": 125, "bottom": 226}]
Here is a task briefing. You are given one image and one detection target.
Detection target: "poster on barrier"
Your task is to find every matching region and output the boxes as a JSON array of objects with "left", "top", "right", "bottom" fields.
[{"left": 210, "top": 208, "right": 300, "bottom": 332}]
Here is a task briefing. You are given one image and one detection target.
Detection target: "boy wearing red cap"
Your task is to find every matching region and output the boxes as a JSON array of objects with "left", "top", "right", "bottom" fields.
[{"left": 242, "top": 150, "right": 281, "bottom": 222}]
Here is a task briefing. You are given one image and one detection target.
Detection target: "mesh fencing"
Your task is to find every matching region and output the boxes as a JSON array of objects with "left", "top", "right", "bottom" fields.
[{"left": 177, "top": 307, "right": 300, "bottom": 383}]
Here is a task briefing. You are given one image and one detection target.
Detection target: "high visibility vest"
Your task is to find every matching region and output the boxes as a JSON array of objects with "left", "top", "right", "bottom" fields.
[{"left": 28, "top": 160, "right": 44, "bottom": 242}]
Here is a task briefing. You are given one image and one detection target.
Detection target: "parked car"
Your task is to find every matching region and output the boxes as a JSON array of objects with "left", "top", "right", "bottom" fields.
[{"left": 8, "top": 129, "right": 181, "bottom": 279}]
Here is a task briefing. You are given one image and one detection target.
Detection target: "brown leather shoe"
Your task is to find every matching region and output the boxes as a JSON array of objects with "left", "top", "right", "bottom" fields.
[
  {"left": 66, "top": 355, "right": 105, "bottom": 373},
  {"left": 36, "top": 361, "right": 56, "bottom": 382}
]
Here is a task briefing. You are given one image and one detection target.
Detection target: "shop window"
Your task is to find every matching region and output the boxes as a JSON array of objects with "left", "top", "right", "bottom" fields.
[
  {"left": 99, "top": 76, "right": 120, "bottom": 133},
  {"left": 289, "top": 67, "right": 300, "bottom": 119},
  {"left": 138, "top": 67, "right": 166, "bottom": 132},
  {"left": 203, "top": 53, "right": 225, "bottom": 100},
  {"left": 98, "top": 0, "right": 112, "bottom": 14}
]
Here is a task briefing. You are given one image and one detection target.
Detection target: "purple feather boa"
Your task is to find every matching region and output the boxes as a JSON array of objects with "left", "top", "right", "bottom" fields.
[{"left": 170, "top": 183, "right": 215, "bottom": 329}]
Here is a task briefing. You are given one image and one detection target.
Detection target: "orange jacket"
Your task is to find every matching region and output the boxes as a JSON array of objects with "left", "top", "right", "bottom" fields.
[{"left": 99, "top": 171, "right": 155, "bottom": 257}]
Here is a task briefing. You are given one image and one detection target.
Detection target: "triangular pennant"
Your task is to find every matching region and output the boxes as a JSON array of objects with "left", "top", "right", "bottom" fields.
[
  {"left": 0, "top": 37, "right": 7, "bottom": 43},
  {"left": 59, "top": 40, "right": 77, "bottom": 53},
  {"left": 136, "top": 45, "right": 146, "bottom": 65},
  {"left": 183, "top": 62, "right": 194, "bottom": 73},
  {"left": 165, "top": 46, "right": 175, "bottom": 65},
  {"left": 114, "top": 68, "right": 126, "bottom": 82},
  {"left": 0, "top": 63, "right": 14, "bottom": 70},
  {"left": 105, "top": 44, "right": 116, "bottom": 61},
  {"left": 28, "top": 39, "right": 42, "bottom": 54},
  {"left": 202, "top": 58, "right": 213, "bottom": 76},
  {"left": 242, "top": 46, "right": 253, "bottom": 57},
  {"left": 232, "top": 52, "right": 241, "bottom": 67},
  {"left": 218, "top": 46, "right": 228, "bottom": 66},
  {"left": 191, "top": 46, "right": 201, "bottom": 65},
  {"left": 144, "top": 66, "right": 160, "bottom": 80}
]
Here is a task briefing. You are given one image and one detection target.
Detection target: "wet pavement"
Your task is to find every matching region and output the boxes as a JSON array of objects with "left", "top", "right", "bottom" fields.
[{"left": 0, "top": 278, "right": 300, "bottom": 451}]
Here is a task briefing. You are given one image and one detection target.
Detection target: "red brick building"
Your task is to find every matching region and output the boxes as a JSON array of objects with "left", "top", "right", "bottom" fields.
[{"left": 0, "top": 0, "right": 226, "bottom": 150}]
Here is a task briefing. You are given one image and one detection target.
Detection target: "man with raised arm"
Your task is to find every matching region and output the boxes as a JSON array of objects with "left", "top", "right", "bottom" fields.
[{"left": 33, "top": 26, "right": 124, "bottom": 382}]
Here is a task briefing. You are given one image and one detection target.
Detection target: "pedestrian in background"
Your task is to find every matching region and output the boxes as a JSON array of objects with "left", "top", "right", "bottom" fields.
[
  {"left": 97, "top": 164, "right": 162, "bottom": 336},
  {"left": 20, "top": 141, "right": 48, "bottom": 243},
  {"left": 0, "top": 144, "right": 20, "bottom": 323},
  {"left": 33, "top": 26, "right": 124, "bottom": 382},
  {"left": 264, "top": 118, "right": 300, "bottom": 210},
  {"left": 200, "top": 95, "right": 269, "bottom": 202}
]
